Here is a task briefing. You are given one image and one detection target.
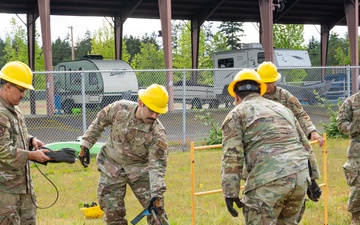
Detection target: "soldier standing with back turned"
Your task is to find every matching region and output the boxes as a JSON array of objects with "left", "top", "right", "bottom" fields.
[
  {"left": 221, "top": 69, "right": 319, "bottom": 224},
  {"left": 337, "top": 91, "right": 360, "bottom": 224}
]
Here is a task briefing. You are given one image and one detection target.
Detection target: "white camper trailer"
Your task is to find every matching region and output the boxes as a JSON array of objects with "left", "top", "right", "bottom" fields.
[
  {"left": 54, "top": 55, "right": 138, "bottom": 114},
  {"left": 212, "top": 43, "right": 312, "bottom": 103}
]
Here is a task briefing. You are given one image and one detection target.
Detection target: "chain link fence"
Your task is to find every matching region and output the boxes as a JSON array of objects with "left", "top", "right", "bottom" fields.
[{"left": 22, "top": 66, "right": 357, "bottom": 151}]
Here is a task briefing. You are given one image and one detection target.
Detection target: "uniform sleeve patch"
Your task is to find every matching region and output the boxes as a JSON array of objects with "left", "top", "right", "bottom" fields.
[
  {"left": 222, "top": 122, "right": 230, "bottom": 136},
  {"left": 156, "top": 148, "right": 165, "bottom": 158},
  {"left": 157, "top": 140, "right": 167, "bottom": 150}
]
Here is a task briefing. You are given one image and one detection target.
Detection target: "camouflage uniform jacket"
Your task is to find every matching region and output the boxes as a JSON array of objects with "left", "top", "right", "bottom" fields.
[
  {"left": 263, "top": 86, "right": 316, "bottom": 138},
  {"left": 0, "top": 96, "right": 33, "bottom": 194},
  {"left": 337, "top": 92, "right": 360, "bottom": 158},
  {"left": 221, "top": 93, "right": 314, "bottom": 198},
  {"left": 81, "top": 100, "right": 168, "bottom": 197}
]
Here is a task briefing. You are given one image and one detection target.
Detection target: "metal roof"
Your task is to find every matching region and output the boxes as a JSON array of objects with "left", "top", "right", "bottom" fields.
[{"left": 0, "top": 0, "right": 350, "bottom": 28}]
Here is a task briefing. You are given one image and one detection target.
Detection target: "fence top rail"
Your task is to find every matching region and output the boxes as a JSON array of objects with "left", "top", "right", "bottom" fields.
[{"left": 32, "top": 65, "right": 357, "bottom": 74}]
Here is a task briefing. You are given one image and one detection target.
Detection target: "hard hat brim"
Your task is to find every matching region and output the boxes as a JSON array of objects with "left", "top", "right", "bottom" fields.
[
  {"left": 228, "top": 80, "right": 267, "bottom": 97},
  {"left": 0, "top": 71, "right": 34, "bottom": 90},
  {"left": 261, "top": 72, "right": 281, "bottom": 83}
]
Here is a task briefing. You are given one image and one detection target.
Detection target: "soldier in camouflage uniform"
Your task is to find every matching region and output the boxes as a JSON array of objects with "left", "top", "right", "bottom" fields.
[
  {"left": 221, "top": 69, "right": 319, "bottom": 224},
  {"left": 78, "top": 84, "right": 170, "bottom": 225},
  {"left": 257, "top": 62, "right": 324, "bottom": 146},
  {"left": 257, "top": 61, "right": 323, "bottom": 221},
  {"left": 0, "top": 61, "right": 51, "bottom": 224},
  {"left": 336, "top": 92, "right": 360, "bottom": 224}
]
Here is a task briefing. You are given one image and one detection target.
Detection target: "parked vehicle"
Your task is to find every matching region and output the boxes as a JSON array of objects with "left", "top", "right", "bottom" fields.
[
  {"left": 324, "top": 73, "right": 351, "bottom": 102},
  {"left": 277, "top": 80, "right": 333, "bottom": 105},
  {"left": 53, "top": 55, "right": 138, "bottom": 114},
  {"left": 173, "top": 81, "right": 219, "bottom": 109},
  {"left": 212, "top": 43, "right": 312, "bottom": 104},
  {"left": 174, "top": 43, "right": 315, "bottom": 109}
]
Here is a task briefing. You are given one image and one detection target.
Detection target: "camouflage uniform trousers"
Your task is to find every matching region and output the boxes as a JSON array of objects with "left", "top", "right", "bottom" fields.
[
  {"left": 344, "top": 158, "right": 360, "bottom": 213},
  {"left": 0, "top": 191, "right": 37, "bottom": 225},
  {"left": 97, "top": 168, "right": 169, "bottom": 225},
  {"left": 294, "top": 199, "right": 307, "bottom": 223},
  {"left": 242, "top": 169, "right": 309, "bottom": 225}
]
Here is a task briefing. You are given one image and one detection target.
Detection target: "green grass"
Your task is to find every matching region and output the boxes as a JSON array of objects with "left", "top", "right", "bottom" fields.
[{"left": 33, "top": 138, "right": 351, "bottom": 224}]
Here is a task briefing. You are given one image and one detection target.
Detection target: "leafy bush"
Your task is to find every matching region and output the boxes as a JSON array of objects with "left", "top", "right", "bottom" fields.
[
  {"left": 194, "top": 109, "right": 222, "bottom": 145},
  {"left": 316, "top": 92, "right": 348, "bottom": 138}
]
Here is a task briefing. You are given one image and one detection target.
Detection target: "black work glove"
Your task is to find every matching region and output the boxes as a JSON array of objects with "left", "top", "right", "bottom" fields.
[
  {"left": 149, "top": 196, "right": 162, "bottom": 210},
  {"left": 45, "top": 147, "right": 76, "bottom": 163},
  {"left": 148, "top": 197, "right": 162, "bottom": 225},
  {"left": 78, "top": 145, "right": 90, "bottom": 168},
  {"left": 307, "top": 180, "right": 322, "bottom": 202},
  {"left": 225, "top": 197, "right": 242, "bottom": 217}
]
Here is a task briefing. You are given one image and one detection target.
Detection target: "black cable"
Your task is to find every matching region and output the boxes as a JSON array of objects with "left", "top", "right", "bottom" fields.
[{"left": 29, "top": 162, "right": 59, "bottom": 209}]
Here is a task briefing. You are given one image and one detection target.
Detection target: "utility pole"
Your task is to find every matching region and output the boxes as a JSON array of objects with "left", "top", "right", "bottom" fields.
[{"left": 68, "top": 26, "right": 75, "bottom": 60}]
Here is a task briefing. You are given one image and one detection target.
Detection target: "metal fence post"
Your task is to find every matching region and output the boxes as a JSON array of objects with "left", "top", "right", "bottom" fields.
[
  {"left": 347, "top": 66, "right": 351, "bottom": 97},
  {"left": 81, "top": 72, "right": 87, "bottom": 134},
  {"left": 182, "top": 69, "right": 186, "bottom": 151}
]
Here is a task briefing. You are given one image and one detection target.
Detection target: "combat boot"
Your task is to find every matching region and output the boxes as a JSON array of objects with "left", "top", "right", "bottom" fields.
[{"left": 351, "top": 211, "right": 360, "bottom": 225}]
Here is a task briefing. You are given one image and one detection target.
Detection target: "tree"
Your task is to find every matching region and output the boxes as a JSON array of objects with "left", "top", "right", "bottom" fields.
[
  {"left": 282, "top": 69, "right": 308, "bottom": 83},
  {"left": 75, "top": 30, "right": 92, "bottom": 60},
  {"left": 141, "top": 32, "right": 160, "bottom": 50},
  {"left": 91, "top": 20, "right": 116, "bottom": 59},
  {"left": 91, "top": 20, "right": 130, "bottom": 62},
  {"left": 304, "top": 36, "right": 321, "bottom": 81},
  {"left": 208, "top": 31, "right": 228, "bottom": 53},
  {"left": 305, "top": 31, "right": 353, "bottom": 66},
  {"left": 3, "top": 18, "right": 31, "bottom": 64},
  {"left": 3, "top": 17, "right": 45, "bottom": 88},
  {"left": 0, "top": 38, "right": 6, "bottom": 68},
  {"left": 331, "top": 32, "right": 360, "bottom": 66},
  {"left": 131, "top": 42, "right": 164, "bottom": 69},
  {"left": 172, "top": 21, "right": 192, "bottom": 70},
  {"left": 3, "top": 18, "right": 44, "bottom": 71},
  {"left": 334, "top": 37, "right": 350, "bottom": 66},
  {"left": 171, "top": 21, "right": 183, "bottom": 53},
  {"left": 327, "top": 32, "right": 347, "bottom": 65},
  {"left": 132, "top": 42, "right": 165, "bottom": 86},
  {"left": 307, "top": 36, "right": 321, "bottom": 66},
  {"left": 172, "top": 21, "right": 213, "bottom": 70},
  {"left": 198, "top": 22, "right": 228, "bottom": 69},
  {"left": 171, "top": 21, "right": 216, "bottom": 85},
  {"left": 124, "top": 35, "right": 141, "bottom": 63},
  {"left": 203, "top": 31, "right": 229, "bottom": 68},
  {"left": 272, "top": 24, "right": 308, "bottom": 83},
  {"left": 218, "top": 22, "right": 244, "bottom": 50},
  {"left": 52, "top": 35, "right": 72, "bottom": 66},
  {"left": 273, "top": 24, "right": 305, "bottom": 49},
  {"left": 124, "top": 33, "right": 159, "bottom": 64}
]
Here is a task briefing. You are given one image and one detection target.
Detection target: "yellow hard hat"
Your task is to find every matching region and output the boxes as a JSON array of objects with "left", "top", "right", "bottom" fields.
[
  {"left": 257, "top": 61, "right": 281, "bottom": 83},
  {"left": 0, "top": 61, "right": 34, "bottom": 90},
  {"left": 138, "top": 84, "right": 169, "bottom": 114},
  {"left": 227, "top": 69, "right": 267, "bottom": 97}
]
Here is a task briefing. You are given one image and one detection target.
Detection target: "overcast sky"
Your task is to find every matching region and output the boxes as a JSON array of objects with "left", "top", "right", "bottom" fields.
[{"left": 0, "top": 13, "right": 350, "bottom": 45}]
